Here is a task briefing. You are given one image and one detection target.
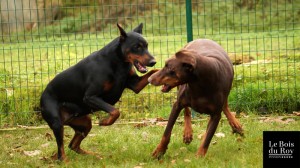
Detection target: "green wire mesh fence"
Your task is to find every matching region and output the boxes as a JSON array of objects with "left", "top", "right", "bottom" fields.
[{"left": 0, "top": 0, "right": 299, "bottom": 127}]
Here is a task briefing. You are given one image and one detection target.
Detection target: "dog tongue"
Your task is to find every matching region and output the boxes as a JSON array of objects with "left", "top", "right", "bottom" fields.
[
  {"left": 161, "top": 84, "right": 170, "bottom": 92},
  {"left": 137, "top": 62, "right": 147, "bottom": 73}
]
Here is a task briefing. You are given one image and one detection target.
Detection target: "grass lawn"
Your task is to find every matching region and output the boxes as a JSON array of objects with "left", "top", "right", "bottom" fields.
[{"left": 0, "top": 114, "right": 299, "bottom": 168}]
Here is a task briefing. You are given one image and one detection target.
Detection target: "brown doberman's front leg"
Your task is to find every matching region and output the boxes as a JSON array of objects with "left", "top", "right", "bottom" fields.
[
  {"left": 128, "top": 69, "right": 159, "bottom": 93},
  {"left": 152, "top": 101, "right": 183, "bottom": 159},
  {"left": 183, "top": 107, "right": 193, "bottom": 144},
  {"left": 197, "top": 113, "right": 221, "bottom": 157},
  {"left": 223, "top": 99, "right": 243, "bottom": 135}
]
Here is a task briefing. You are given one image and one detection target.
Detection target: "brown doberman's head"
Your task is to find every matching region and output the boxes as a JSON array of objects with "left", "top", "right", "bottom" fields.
[
  {"left": 117, "top": 23, "right": 156, "bottom": 73},
  {"left": 148, "top": 49, "right": 197, "bottom": 92}
]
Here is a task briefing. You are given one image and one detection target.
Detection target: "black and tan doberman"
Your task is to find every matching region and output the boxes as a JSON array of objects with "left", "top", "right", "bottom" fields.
[{"left": 40, "top": 23, "right": 157, "bottom": 161}]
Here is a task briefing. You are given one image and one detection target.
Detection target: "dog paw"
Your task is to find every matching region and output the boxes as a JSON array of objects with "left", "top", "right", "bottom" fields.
[
  {"left": 232, "top": 127, "right": 244, "bottom": 137},
  {"left": 51, "top": 153, "right": 69, "bottom": 162},
  {"left": 99, "top": 110, "right": 120, "bottom": 126},
  {"left": 152, "top": 148, "right": 166, "bottom": 160},
  {"left": 152, "top": 151, "right": 165, "bottom": 160},
  {"left": 196, "top": 148, "right": 208, "bottom": 157},
  {"left": 82, "top": 150, "right": 103, "bottom": 160},
  {"left": 183, "top": 134, "right": 193, "bottom": 144},
  {"left": 231, "top": 122, "right": 244, "bottom": 136}
]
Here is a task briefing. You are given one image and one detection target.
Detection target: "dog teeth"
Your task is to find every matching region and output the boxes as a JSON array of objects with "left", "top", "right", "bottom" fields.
[{"left": 161, "top": 84, "right": 168, "bottom": 92}]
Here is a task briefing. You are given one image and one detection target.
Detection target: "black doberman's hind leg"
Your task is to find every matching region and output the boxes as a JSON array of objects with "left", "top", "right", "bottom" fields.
[
  {"left": 50, "top": 126, "right": 66, "bottom": 161},
  {"left": 40, "top": 96, "right": 67, "bottom": 161},
  {"left": 58, "top": 103, "right": 99, "bottom": 156},
  {"left": 67, "top": 115, "right": 102, "bottom": 158},
  {"left": 68, "top": 115, "right": 91, "bottom": 154},
  {"left": 51, "top": 122, "right": 66, "bottom": 161}
]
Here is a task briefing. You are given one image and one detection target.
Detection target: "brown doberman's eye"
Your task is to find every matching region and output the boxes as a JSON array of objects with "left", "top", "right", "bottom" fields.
[{"left": 169, "top": 70, "right": 176, "bottom": 76}]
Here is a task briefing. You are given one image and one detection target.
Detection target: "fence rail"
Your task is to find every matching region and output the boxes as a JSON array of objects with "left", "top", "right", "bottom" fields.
[{"left": 0, "top": 0, "right": 299, "bottom": 127}]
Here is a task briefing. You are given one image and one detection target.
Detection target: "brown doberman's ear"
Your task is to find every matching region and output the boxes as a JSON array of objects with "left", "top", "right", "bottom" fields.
[
  {"left": 133, "top": 23, "right": 143, "bottom": 34},
  {"left": 175, "top": 49, "right": 197, "bottom": 72},
  {"left": 117, "top": 23, "right": 127, "bottom": 41}
]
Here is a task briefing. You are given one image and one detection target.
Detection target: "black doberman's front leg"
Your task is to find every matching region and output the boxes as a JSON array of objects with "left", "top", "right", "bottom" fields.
[
  {"left": 83, "top": 94, "right": 120, "bottom": 126},
  {"left": 127, "top": 69, "right": 158, "bottom": 93},
  {"left": 152, "top": 101, "right": 183, "bottom": 159}
]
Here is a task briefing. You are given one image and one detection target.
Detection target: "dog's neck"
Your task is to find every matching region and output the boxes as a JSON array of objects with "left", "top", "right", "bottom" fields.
[{"left": 99, "top": 37, "right": 128, "bottom": 64}]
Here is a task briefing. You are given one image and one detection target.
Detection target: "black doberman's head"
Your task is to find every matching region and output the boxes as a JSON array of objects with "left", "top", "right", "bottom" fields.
[
  {"left": 117, "top": 23, "right": 156, "bottom": 73},
  {"left": 148, "top": 49, "right": 196, "bottom": 92}
]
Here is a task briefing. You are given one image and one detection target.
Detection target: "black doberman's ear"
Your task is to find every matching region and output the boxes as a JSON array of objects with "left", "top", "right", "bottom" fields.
[
  {"left": 117, "top": 23, "right": 127, "bottom": 41},
  {"left": 175, "top": 49, "right": 197, "bottom": 72},
  {"left": 133, "top": 23, "right": 143, "bottom": 34}
]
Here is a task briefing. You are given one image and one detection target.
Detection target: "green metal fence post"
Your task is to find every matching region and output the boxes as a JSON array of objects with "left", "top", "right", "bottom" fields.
[
  {"left": 186, "top": 0, "right": 193, "bottom": 42},
  {"left": 186, "top": 0, "right": 195, "bottom": 117}
]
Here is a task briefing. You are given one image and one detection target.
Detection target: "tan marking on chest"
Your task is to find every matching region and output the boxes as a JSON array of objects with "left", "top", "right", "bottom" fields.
[{"left": 103, "top": 81, "right": 114, "bottom": 92}]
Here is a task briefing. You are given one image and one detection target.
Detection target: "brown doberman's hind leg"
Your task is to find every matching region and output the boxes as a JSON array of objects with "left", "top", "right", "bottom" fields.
[
  {"left": 67, "top": 115, "right": 102, "bottom": 158},
  {"left": 223, "top": 100, "right": 243, "bottom": 136},
  {"left": 183, "top": 107, "right": 193, "bottom": 144},
  {"left": 197, "top": 113, "right": 221, "bottom": 157}
]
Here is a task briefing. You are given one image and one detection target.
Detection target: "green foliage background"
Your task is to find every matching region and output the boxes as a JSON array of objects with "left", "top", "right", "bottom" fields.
[{"left": 0, "top": 0, "right": 299, "bottom": 127}]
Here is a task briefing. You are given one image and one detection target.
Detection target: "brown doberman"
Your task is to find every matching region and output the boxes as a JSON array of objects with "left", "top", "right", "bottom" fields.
[{"left": 148, "top": 39, "right": 243, "bottom": 159}]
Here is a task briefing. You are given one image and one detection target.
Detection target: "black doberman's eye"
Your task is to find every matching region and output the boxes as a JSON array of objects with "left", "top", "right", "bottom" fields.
[{"left": 135, "top": 45, "right": 142, "bottom": 51}]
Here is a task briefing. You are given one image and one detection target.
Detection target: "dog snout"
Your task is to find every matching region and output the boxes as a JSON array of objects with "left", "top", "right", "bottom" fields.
[
  {"left": 148, "top": 59, "right": 156, "bottom": 67},
  {"left": 148, "top": 71, "right": 160, "bottom": 85},
  {"left": 148, "top": 72, "right": 156, "bottom": 83}
]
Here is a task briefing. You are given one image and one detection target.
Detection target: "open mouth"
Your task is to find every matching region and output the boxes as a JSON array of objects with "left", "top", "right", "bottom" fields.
[
  {"left": 134, "top": 60, "right": 148, "bottom": 73},
  {"left": 161, "top": 84, "right": 172, "bottom": 92}
]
